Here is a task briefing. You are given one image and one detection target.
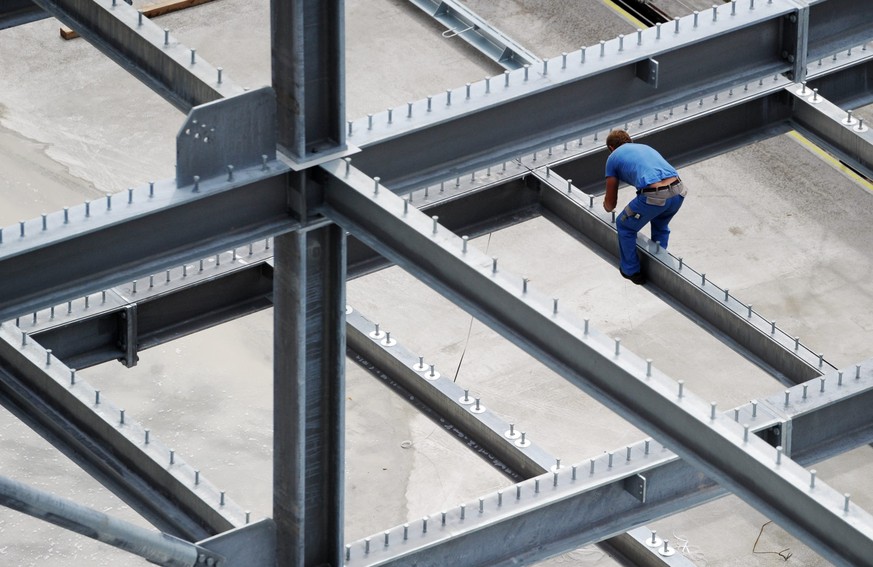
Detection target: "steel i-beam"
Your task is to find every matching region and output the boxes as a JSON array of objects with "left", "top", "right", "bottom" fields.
[
  {"left": 30, "top": 0, "right": 244, "bottom": 112},
  {"left": 344, "top": 359, "right": 873, "bottom": 565},
  {"left": 0, "top": 323, "right": 245, "bottom": 540},
  {"left": 406, "top": 0, "right": 541, "bottom": 70},
  {"left": 273, "top": 225, "right": 347, "bottom": 567},
  {"left": 320, "top": 159, "right": 873, "bottom": 566},
  {"left": 271, "top": 0, "right": 346, "bottom": 162},
  {"left": 533, "top": 167, "right": 834, "bottom": 383}
]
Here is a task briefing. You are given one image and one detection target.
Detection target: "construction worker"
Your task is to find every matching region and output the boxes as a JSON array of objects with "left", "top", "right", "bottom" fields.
[{"left": 602, "top": 130, "right": 687, "bottom": 285}]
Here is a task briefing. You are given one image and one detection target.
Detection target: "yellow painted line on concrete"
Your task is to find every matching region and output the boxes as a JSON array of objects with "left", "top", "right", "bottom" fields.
[
  {"left": 601, "top": 0, "right": 648, "bottom": 30},
  {"left": 787, "top": 130, "right": 873, "bottom": 191}
]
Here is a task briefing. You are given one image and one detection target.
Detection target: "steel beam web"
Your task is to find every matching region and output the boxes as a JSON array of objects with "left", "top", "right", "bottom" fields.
[
  {"left": 273, "top": 225, "right": 346, "bottom": 566},
  {"left": 272, "top": 0, "right": 346, "bottom": 161},
  {"left": 319, "top": 160, "right": 873, "bottom": 567}
]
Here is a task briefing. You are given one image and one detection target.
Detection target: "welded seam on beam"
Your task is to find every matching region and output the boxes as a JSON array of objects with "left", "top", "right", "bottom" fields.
[
  {"left": 0, "top": 322, "right": 247, "bottom": 538},
  {"left": 30, "top": 0, "right": 244, "bottom": 112},
  {"left": 405, "top": 0, "right": 540, "bottom": 70},
  {"left": 344, "top": 360, "right": 873, "bottom": 566},
  {"left": 320, "top": 159, "right": 873, "bottom": 566}
]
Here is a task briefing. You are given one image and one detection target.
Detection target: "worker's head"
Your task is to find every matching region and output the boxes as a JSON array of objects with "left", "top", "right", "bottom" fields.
[{"left": 606, "top": 129, "right": 632, "bottom": 153}]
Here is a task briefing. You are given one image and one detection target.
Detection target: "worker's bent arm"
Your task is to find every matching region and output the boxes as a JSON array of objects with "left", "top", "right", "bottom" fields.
[{"left": 603, "top": 176, "right": 619, "bottom": 212}]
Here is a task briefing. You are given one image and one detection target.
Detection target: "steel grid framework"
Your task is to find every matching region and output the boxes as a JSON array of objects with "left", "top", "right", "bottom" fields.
[{"left": 3, "top": 0, "right": 873, "bottom": 566}]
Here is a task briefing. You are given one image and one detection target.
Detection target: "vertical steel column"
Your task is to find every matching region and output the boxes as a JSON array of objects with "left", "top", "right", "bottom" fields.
[
  {"left": 272, "top": 0, "right": 346, "bottom": 160},
  {"left": 273, "top": 225, "right": 346, "bottom": 567}
]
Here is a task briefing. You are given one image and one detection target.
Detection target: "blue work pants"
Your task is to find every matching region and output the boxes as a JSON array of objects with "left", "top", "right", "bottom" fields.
[{"left": 616, "top": 193, "right": 685, "bottom": 275}]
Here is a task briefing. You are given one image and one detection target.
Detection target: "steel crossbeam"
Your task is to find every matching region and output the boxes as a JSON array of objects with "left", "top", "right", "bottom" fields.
[
  {"left": 789, "top": 83, "right": 873, "bottom": 178},
  {"left": 346, "top": 1, "right": 801, "bottom": 192},
  {"left": 0, "top": 322, "right": 246, "bottom": 541},
  {"left": 4, "top": 1, "right": 873, "bottom": 565},
  {"left": 0, "top": 163, "right": 293, "bottom": 323},
  {"left": 320, "top": 159, "right": 873, "bottom": 566},
  {"left": 534, "top": 168, "right": 834, "bottom": 383},
  {"left": 30, "top": 0, "right": 244, "bottom": 112},
  {"left": 344, "top": 360, "right": 873, "bottom": 566},
  {"left": 406, "top": 0, "right": 541, "bottom": 70}
]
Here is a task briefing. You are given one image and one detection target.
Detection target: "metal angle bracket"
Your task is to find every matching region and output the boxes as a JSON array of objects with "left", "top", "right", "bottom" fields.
[
  {"left": 176, "top": 86, "right": 278, "bottom": 187},
  {"left": 635, "top": 58, "right": 659, "bottom": 89},
  {"left": 622, "top": 474, "right": 647, "bottom": 503},
  {"left": 118, "top": 304, "right": 138, "bottom": 368},
  {"left": 782, "top": 5, "right": 810, "bottom": 81},
  {"left": 198, "top": 519, "right": 276, "bottom": 567}
]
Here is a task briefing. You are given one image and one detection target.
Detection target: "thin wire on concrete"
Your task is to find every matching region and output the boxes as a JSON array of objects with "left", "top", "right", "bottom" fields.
[
  {"left": 752, "top": 521, "right": 792, "bottom": 561},
  {"left": 453, "top": 232, "right": 493, "bottom": 383}
]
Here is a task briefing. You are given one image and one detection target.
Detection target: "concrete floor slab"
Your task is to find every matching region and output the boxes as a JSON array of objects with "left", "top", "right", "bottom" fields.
[{"left": 2, "top": 1, "right": 873, "bottom": 566}]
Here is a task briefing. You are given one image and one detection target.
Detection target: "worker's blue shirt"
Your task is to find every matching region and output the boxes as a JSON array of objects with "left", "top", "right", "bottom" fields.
[{"left": 605, "top": 143, "right": 678, "bottom": 190}]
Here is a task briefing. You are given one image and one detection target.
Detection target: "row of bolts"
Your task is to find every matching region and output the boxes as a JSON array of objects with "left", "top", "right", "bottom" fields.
[
  {"left": 799, "top": 82, "right": 868, "bottom": 130},
  {"left": 16, "top": 329, "right": 249, "bottom": 524},
  {"left": 16, "top": 238, "right": 272, "bottom": 326},
  {"left": 354, "top": 65, "right": 868, "bottom": 141},
  {"left": 345, "top": 436, "right": 664, "bottom": 560},
  {"left": 347, "top": 435, "right": 857, "bottom": 559},
  {"left": 20, "top": 305, "right": 859, "bottom": 561},
  {"left": 6, "top": 44, "right": 866, "bottom": 243},
  {"left": 349, "top": 2, "right": 869, "bottom": 136},
  {"left": 0, "top": 155, "right": 272, "bottom": 244},
  {"left": 359, "top": 156, "right": 828, "bottom": 370},
  {"left": 110, "top": 0, "right": 227, "bottom": 83},
  {"left": 360, "top": 57, "right": 867, "bottom": 209},
  {"left": 352, "top": 321, "right": 864, "bottom": 561}
]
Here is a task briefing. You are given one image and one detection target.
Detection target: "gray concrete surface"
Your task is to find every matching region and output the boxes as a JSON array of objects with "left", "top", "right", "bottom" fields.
[{"left": 1, "top": 1, "right": 873, "bottom": 566}]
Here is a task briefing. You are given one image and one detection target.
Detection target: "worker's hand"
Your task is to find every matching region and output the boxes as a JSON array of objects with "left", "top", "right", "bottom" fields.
[{"left": 603, "top": 201, "right": 615, "bottom": 213}]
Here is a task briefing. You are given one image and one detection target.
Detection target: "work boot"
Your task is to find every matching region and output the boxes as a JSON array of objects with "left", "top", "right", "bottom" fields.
[{"left": 620, "top": 268, "right": 646, "bottom": 285}]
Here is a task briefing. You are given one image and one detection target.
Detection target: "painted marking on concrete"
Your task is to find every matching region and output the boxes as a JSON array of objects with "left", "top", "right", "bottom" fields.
[
  {"left": 601, "top": 0, "right": 648, "bottom": 30},
  {"left": 787, "top": 130, "right": 873, "bottom": 192}
]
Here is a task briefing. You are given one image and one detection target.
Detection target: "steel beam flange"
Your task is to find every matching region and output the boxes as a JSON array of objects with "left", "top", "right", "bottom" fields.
[{"left": 321, "top": 159, "right": 873, "bottom": 567}]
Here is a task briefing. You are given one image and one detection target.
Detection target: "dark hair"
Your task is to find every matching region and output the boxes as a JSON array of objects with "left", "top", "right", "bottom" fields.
[{"left": 606, "top": 129, "right": 632, "bottom": 149}]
